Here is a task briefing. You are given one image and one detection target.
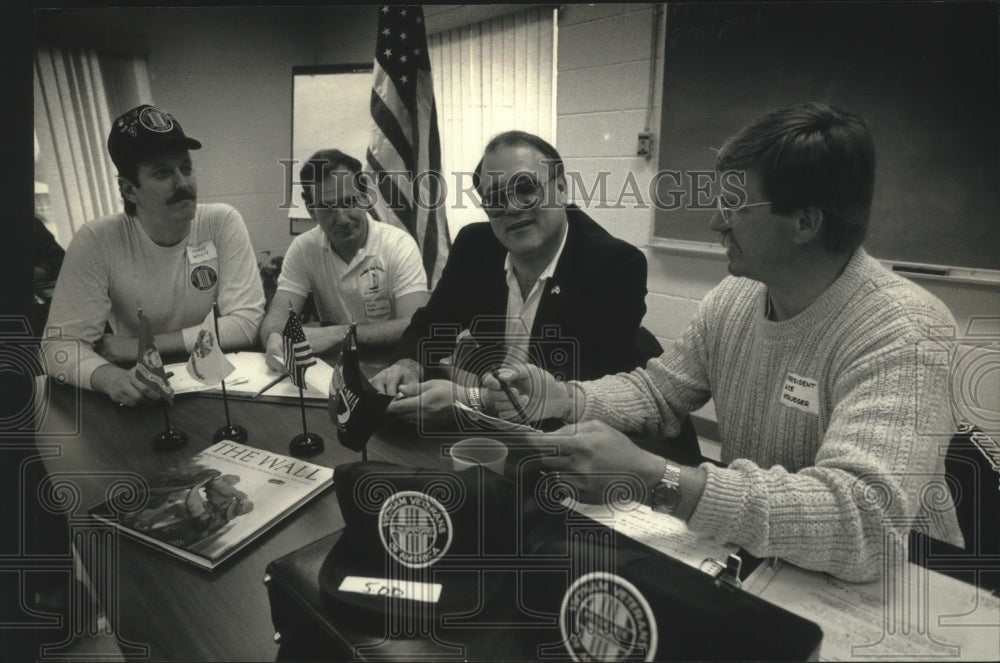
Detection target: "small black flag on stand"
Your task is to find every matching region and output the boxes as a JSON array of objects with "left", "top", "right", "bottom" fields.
[
  {"left": 137, "top": 306, "right": 187, "bottom": 451},
  {"left": 283, "top": 305, "right": 323, "bottom": 458},
  {"left": 331, "top": 323, "right": 392, "bottom": 461}
]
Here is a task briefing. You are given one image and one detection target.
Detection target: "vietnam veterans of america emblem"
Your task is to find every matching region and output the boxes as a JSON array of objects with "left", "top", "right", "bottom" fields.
[
  {"left": 560, "top": 572, "right": 658, "bottom": 662},
  {"left": 378, "top": 491, "right": 453, "bottom": 569},
  {"left": 190, "top": 265, "right": 218, "bottom": 291}
]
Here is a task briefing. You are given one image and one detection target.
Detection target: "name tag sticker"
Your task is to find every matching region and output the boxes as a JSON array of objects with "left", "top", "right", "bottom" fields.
[
  {"left": 186, "top": 241, "right": 218, "bottom": 264},
  {"left": 338, "top": 576, "right": 442, "bottom": 603},
  {"left": 364, "top": 298, "right": 392, "bottom": 319},
  {"left": 780, "top": 372, "right": 820, "bottom": 415}
]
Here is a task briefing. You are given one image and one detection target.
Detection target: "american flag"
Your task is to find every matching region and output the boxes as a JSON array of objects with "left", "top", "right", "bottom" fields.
[
  {"left": 282, "top": 308, "right": 316, "bottom": 388},
  {"left": 366, "top": 4, "right": 450, "bottom": 287}
]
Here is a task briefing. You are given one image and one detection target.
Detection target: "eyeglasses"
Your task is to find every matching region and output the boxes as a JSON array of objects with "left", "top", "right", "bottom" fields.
[
  {"left": 314, "top": 195, "right": 365, "bottom": 213},
  {"left": 716, "top": 197, "right": 771, "bottom": 227},
  {"left": 480, "top": 173, "right": 556, "bottom": 218}
]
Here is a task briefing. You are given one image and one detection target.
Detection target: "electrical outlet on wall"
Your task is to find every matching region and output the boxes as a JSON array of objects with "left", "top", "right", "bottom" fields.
[{"left": 637, "top": 132, "right": 654, "bottom": 157}]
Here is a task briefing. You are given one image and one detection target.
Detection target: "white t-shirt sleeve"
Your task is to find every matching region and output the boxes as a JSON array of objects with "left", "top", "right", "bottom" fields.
[
  {"left": 184, "top": 205, "right": 265, "bottom": 350},
  {"left": 387, "top": 230, "right": 429, "bottom": 299},
  {"left": 41, "top": 224, "right": 113, "bottom": 388},
  {"left": 275, "top": 234, "right": 313, "bottom": 299}
]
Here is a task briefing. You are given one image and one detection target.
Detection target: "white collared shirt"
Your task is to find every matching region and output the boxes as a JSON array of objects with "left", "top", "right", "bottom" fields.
[
  {"left": 503, "top": 222, "right": 569, "bottom": 363},
  {"left": 276, "top": 218, "right": 427, "bottom": 324}
]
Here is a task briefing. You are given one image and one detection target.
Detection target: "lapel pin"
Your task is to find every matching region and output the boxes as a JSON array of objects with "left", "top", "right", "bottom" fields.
[{"left": 551, "top": 285, "right": 561, "bottom": 295}]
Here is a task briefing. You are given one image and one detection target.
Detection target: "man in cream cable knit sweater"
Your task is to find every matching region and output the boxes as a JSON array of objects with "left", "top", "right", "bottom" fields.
[
  {"left": 42, "top": 105, "right": 264, "bottom": 407},
  {"left": 485, "top": 103, "right": 964, "bottom": 581}
]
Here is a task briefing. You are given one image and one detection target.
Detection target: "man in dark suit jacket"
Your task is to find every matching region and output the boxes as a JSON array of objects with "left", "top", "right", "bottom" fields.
[{"left": 373, "top": 131, "right": 650, "bottom": 425}]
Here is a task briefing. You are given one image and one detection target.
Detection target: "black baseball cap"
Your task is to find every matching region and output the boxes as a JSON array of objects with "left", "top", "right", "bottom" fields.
[
  {"left": 107, "top": 104, "right": 201, "bottom": 173},
  {"left": 319, "top": 461, "right": 534, "bottom": 631}
]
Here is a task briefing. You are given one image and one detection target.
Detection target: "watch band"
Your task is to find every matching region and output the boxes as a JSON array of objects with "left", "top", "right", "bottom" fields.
[
  {"left": 651, "top": 460, "right": 682, "bottom": 515},
  {"left": 466, "top": 387, "right": 484, "bottom": 412}
]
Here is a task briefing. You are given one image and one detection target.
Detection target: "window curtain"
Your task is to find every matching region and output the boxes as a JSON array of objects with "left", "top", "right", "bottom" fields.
[
  {"left": 428, "top": 6, "right": 557, "bottom": 235},
  {"left": 34, "top": 47, "right": 148, "bottom": 245}
]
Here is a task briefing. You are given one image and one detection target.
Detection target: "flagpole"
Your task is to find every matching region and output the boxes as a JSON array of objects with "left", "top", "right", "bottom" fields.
[
  {"left": 285, "top": 305, "right": 324, "bottom": 458},
  {"left": 137, "top": 304, "right": 187, "bottom": 452},
  {"left": 352, "top": 322, "right": 369, "bottom": 463},
  {"left": 211, "top": 302, "right": 248, "bottom": 443},
  {"left": 219, "top": 377, "right": 231, "bottom": 421},
  {"left": 298, "top": 384, "right": 309, "bottom": 435}
]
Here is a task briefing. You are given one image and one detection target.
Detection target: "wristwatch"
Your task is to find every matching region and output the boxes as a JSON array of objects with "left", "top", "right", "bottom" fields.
[
  {"left": 650, "top": 460, "right": 682, "bottom": 515},
  {"left": 466, "top": 387, "right": 484, "bottom": 412}
]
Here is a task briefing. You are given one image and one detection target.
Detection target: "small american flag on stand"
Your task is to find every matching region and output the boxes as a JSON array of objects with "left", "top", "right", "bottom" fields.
[
  {"left": 282, "top": 307, "right": 316, "bottom": 388},
  {"left": 366, "top": 4, "right": 450, "bottom": 287}
]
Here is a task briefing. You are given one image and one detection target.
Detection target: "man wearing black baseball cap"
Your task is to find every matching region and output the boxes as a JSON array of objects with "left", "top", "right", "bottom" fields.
[{"left": 42, "top": 104, "right": 264, "bottom": 406}]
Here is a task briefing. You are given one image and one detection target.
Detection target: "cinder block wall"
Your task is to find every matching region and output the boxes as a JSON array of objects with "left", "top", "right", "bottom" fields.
[{"left": 555, "top": 3, "right": 998, "bottom": 436}]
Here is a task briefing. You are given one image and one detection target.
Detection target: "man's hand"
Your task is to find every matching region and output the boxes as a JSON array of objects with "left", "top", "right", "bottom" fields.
[
  {"left": 304, "top": 325, "right": 349, "bottom": 354},
  {"left": 525, "top": 420, "right": 666, "bottom": 505},
  {"left": 91, "top": 364, "right": 171, "bottom": 406},
  {"left": 385, "top": 379, "right": 460, "bottom": 426},
  {"left": 264, "top": 333, "right": 286, "bottom": 372},
  {"left": 94, "top": 333, "right": 139, "bottom": 364},
  {"left": 482, "top": 363, "right": 573, "bottom": 422},
  {"left": 371, "top": 358, "right": 422, "bottom": 396}
]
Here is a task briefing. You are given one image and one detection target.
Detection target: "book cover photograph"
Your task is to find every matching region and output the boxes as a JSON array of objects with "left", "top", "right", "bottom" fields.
[{"left": 91, "top": 441, "right": 334, "bottom": 569}]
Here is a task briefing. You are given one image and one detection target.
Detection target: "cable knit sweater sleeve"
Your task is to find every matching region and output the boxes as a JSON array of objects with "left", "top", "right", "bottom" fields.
[
  {"left": 690, "top": 333, "right": 955, "bottom": 582},
  {"left": 576, "top": 286, "right": 717, "bottom": 438},
  {"left": 578, "top": 251, "right": 963, "bottom": 581}
]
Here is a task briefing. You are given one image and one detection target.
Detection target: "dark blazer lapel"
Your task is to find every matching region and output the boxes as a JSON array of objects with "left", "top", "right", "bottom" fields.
[
  {"left": 466, "top": 227, "right": 510, "bottom": 319},
  {"left": 532, "top": 217, "right": 580, "bottom": 338}
]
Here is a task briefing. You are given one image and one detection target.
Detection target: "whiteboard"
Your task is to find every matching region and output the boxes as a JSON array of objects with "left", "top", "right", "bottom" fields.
[{"left": 288, "top": 64, "right": 373, "bottom": 220}]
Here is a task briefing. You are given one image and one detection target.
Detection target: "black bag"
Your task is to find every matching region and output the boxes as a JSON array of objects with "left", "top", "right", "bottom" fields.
[{"left": 265, "top": 462, "right": 823, "bottom": 661}]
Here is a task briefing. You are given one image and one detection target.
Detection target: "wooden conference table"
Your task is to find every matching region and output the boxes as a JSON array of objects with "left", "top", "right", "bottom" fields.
[
  {"left": 31, "top": 364, "right": 999, "bottom": 662},
  {"left": 32, "top": 359, "right": 465, "bottom": 662}
]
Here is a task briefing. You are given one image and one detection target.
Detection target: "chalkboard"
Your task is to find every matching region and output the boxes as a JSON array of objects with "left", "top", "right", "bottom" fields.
[{"left": 653, "top": 2, "right": 1000, "bottom": 273}]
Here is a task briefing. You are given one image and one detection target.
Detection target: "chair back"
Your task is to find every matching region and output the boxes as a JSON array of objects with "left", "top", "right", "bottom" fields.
[{"left": 945, "top": 422, "right": 1000, "bottom": 557}]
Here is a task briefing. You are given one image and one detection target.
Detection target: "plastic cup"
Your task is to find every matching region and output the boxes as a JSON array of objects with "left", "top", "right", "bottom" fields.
[{"left": 449, "top": 438, "right": 508, "bottom": 474}]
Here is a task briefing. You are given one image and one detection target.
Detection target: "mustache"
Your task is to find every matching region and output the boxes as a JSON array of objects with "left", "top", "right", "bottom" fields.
[{"left": 166, "top": 189, "right": 196, "bottom": 204}]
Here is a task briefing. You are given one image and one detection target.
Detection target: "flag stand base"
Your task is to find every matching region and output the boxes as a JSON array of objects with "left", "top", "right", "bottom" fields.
[
  {"left": 289, "top": 433, "right": 324, "bottom": 458},
  {"left": 214, "top": 424, "right": 249, "bottom": 444},
  {"left": 153, "top": 428, "right": 188, "bottom": 452}
]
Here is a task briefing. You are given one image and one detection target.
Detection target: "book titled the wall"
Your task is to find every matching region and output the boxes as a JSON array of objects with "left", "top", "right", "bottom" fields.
[{"left": 90, "top": 441, "right": 334, "bottom": 570}]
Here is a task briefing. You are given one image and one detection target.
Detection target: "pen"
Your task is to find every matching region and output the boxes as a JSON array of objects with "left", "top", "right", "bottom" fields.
[
  {"left": 252, "top": 373, "right": 288, "bottom": 399},
  {"left": 458, "top": 329, "right": 531, "bottom": 422},
  {"left": 490, "top": 367, "right": 530, "bottom": 423}
]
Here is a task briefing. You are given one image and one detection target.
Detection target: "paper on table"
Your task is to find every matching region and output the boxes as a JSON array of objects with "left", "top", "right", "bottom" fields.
[
  {"left": 167, "top": 352, "right": 333, "bottom": 400},
  {"left": 453, "top": 401, "right": 540, "bottom": 433},
  {"left": 742, "top": 559, "right": 1000, "bottom": 661},
  {"left": 566, "top": 499, "right": 738, "bottom": 571},
  {"left": 167, "top": 370, "right": 249, "bottom": 394}
]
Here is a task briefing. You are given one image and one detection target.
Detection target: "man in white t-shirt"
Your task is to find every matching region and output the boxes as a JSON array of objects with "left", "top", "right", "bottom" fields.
[
  {"left": 42, "top": 104, "right": 265, "bottom": 406},
  {"left": 259, "top": 149, "right": 429, "bottom": 369}
]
